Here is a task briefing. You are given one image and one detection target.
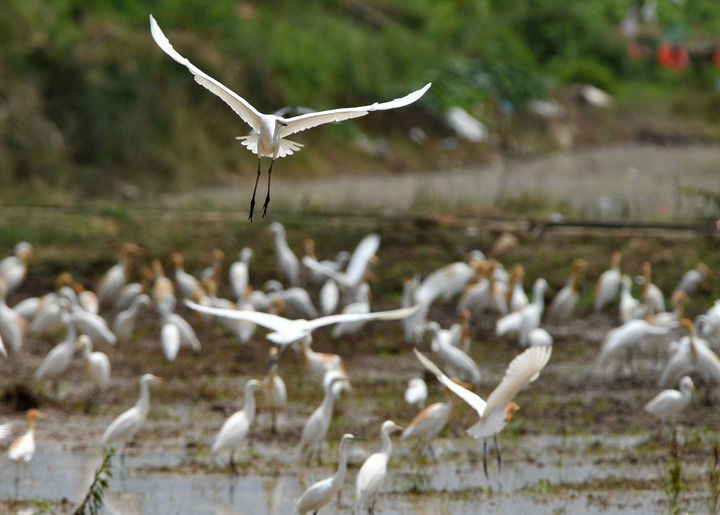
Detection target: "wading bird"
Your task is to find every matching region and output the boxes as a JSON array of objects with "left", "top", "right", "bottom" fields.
[
  {"left": 414, "top": 346, "right": 551, "bottom": 478},
  {"left": 294, "top": 433, "right": 356, "bottom": 515},
  {"left": 212, "top": 378, "right": 262, "bottom": 474},
  {"left": 100, "top": 374, "right": 163, "bottom": 451},
  {"left": 644, "top": 376, "right": 694, "bottom": 427},
  {"left": 355, "top": 420, "right": 403, "bottom": 514},
  {"left": 149, "top": 15, "right": 430, "bottom": 220}
]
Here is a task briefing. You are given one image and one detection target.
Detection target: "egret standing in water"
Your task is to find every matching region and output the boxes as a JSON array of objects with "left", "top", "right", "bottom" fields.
[{"left": 149, "top": 15, "right": 431, "bottom": 220}]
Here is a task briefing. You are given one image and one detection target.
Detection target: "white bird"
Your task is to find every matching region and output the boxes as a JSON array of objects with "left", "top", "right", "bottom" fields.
[
  {"left": 426, "top": 321, "right": 481, "bottom": 385},
  {"left": 302, "top": 233, "right": 380, "bottom": 302},
  {"left": 401, "top": 380, "right": 465, "bottom": 457},
  {"left": 355, "top": 419, "right": 403, "bottom": 514},
  {"left": 200, "top": 248, "right": 225, "bottom": 284},
  {"left": 319, "top": 279, "right": 340, "bottom": 315},
  {"left": 185, "top": 299, "right": 418, "bottom": 350},
  {"left": 111, "top": 282, "right": 145, "bottom": 314},
  {"left": 331, "top": 283, "right": 371, "bottom": 338},
  {"left": 212, "top": 378, "right": 262, "bottom": 473},
  {"left": 59, "top": 287, "right": 117, "bottom": 346},
  {"left": 644, "top": 376, "right": 694, "bottom": 426},
  {"left": 160, "top": 322, "right": 180, "bottom": 361},
  {"left": 268, "top": 222, "right": 301, "bottom": 286},
  {"left": 8, "top": 409, "right": 40, "bottom": 464},
  {"left": 675, "top": 263, "right": 710, "bottom": 297},
  {"left": 658, "top": 318, "right": 720, "bottom": 396},
  {"left": 294, "top": 433, "right": 356, "bottom": 515},
  {"left": 597, "top": 318, "right": 673, "bottom": 372},
  {"left": 508, "top": 264, "right": 529, "bottom": 312},
  {"left": 97, "top": 242, "right": 143, "bottom": 307},
  {"left": 528, "top": 327, "right": 554, "bottom": 347},
  {"left": 112, "top": 293, "right": 151, "bottom": 345},
  {"left": 150, "top": 15, "right": 430, "bottom": 219},
  {"left": 404, "top": 377, "right": 428, "bottom": 409},
  {"left": 101, "top": 373, "right": 163, "bottom": 448},
  {"left": 298, "top": 336, "right": 349, "bottom": 392},
  {"left": 150, "top": 259, "right": 176, "bottom": 317},
  {"left": 296, "top": 371, "right": 348, "bottom": 464},
  {"left": 550, "top": 258, "right": 587, "bottom": 321},
  {"left": 0, "top": 277, "right": 26, "bottom": 353},
  {"left": 160, "top": 296, "right": 202, "bottom": 354},
  {"left": 269, "top": 286, "right": 318, "bottom": 319},
  {"left": 414, "top": 345, "right": 552, "bottom": 477},
  {"left": 0, "top": 242, "right": 32, "bottom": 293},
  {"left": 619, "top": 274, "right": 645, "bottom": 323},
  {"left": 76, "top": 334, "right": 111, "bottom": 391},
  {"left": 34, "top": 311, "right": 77, "bottom": 393},
  {"left": 519, "top": 278, "right": 548, "bottom": 347},
  {"left": 229, "top": 247, "right": 253, "bottom": 300},
  {"left": 641, "top": 261, "right": 665, "bottom": 315},
  {"left": 262, "top": 347, "right": 287, "bottom": 434},
  {"left": 594, "top": 252, "right": 622, "bottom": 312},
  {"left": 169, "top": 252, "right": 203, "bottom": 299}
]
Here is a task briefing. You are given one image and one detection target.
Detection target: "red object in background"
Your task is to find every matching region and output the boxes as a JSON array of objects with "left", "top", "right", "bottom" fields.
[
  {"left": 714, "top": 47, "right": 720, "bottom": 69},
  {"left": 627, "top": 41, "right": 644, "bottom": 59},
  {"left": 657, "top": 44, "right": 687, "bottom": 70}
]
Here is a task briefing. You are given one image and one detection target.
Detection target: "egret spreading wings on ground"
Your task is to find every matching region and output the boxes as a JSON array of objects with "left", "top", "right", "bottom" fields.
[{"left": 149, "top": 15, "right": 431, "bottom": 220}]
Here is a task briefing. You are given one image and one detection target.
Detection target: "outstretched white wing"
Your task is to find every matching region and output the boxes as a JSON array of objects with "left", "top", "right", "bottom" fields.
[
  {"left": 344, "top": 234, "right": 381, "bottom": 288},
  {"left": 483, "top": 345, "right": 552, "bottom": 416},
  {"left": 413, "top": 348, "right": 487, "bottom": 417},
  {"left": 303, "top": 305, "right": 420, "bottom": 332},
  {"left": 185, "top": 300, "right": 294, "bottom": 333},
  {"left": 280, "top": 83, "right": 431, "bottom": 137},
  {"left": 149, "top": 15, "right": 262, "bottom": 132}
]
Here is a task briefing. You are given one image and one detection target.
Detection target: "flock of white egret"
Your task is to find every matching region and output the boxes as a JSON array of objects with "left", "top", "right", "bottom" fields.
[{"left": 0, "top": 222, "right": 717, "bottom": 512}]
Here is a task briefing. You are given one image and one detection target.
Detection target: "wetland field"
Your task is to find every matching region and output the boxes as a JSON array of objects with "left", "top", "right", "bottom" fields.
[{"left": 1, "top": 199, "right": 720, "bottom": 514}]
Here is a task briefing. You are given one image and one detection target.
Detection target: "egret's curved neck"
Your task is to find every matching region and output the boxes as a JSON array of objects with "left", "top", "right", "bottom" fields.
[
  {"left": 380, "top": 427, "right": 393, "bottom": 457},
  {"left": 64, "top": 321, "right": 77, "bottom": 348},
  {"left": 136, "top": 380, "right": 152, "bottom": 417},
  {"left": 331, "top": 442, "right": 350, "bottom": 487},
  {"left": 243, "top": 386, "right": 257, "bottom": 421},
  {"left": 321, "top": 383, "right": 337, "bottom": 413}
]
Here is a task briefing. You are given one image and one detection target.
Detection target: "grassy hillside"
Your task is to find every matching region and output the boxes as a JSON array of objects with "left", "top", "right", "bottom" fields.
[{"left": 2, "top": 0, "right": 719, "bottom": 202}]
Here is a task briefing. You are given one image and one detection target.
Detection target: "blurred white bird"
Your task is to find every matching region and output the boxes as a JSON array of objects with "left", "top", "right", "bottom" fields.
[
  {"left": 414, "top": 345, "right": 552, "bottom": 477},
  {"left": 101, "top": 373, "right": 163, "bottom": 449},
  {"left": 269, "top": 223, "right": 301, "bottom": 286},
  {"left": 97, "top": 242, "right": 143, "bottom": 307},
  {"left": 675, "top": 262, "right": 710, "bottom": 297},
  {"left": 619, "top": 274, "right": 645, "bottom": 323},
  {"left": 59, "top": 287, "right": 117, "bottom": 346},
  {"left": 0, "top": 242, "right": 32, "bottom": 293},
  {"left": 200, "top": 248, "right": 225, "bottom": 284},
  {"left": 644, "top": 376, "right": 694, "bottom": 426},
  {"left": 550, "top": 258, "right": 587, "bottom": 321},
  {"left": 597, "top": 318, "right": 673, "bottom": 373},
  {"left": 113, "top": 293, "right": 151, "bottom": 345},
  {"left": 404, "top": 377, "right": 428, "bottom": 409},
  {"left": 262, "top": 347, "right": 287, "bottom": 434},
  {"left": 8, "top": 409, "right": 40, "bottom": 464},
  {"left": 641, "top": 261, "right": 665, "bottom": 315},
  {"left": 296, "top": 371, "right": 348, "bottom": 464},
  {"left": 426, "top": 320, "right": 481, "bottom": 385},
  {"left": 0, "top": 277, "right": 26, "bottom": 353},
  {"left": 355, "top": 419, "right": 403, "bottom": 514},
  {"left": 594, "top": 252, "right": 622, "bottom": 312},
  {"left": 331, "top": 283, "right": 371, "bottom": 338},
  {"left": 519, "top": 278, "right": 548, "bottom": 347},
  {"left": 76, "top": 334, "right": 111, "bottom": 392},
  {"left": 34, "top": 311, "right": 77, "bottom": 394},
  {"left": 294, "top": 433, "right": 356, "bottom": 515},
  {"left": 229, "top": 247, "right": 253, "bottom": 300},
  {"left": 508, "top": 264, "right": 529, "bottom": 312},
  {"left": 185, "top": 299, "right": 418, "bottom": 350},
  {"left": 212, "top": 378, "right": 262, "bottom": 473},
  {"left": 319, "top": 279, "right": 340, "bottom": 315},
  {"left": 169, "top": 252, "right": 203, "bottom": 300},
  {"left": 150, "top": 15, "right": 430, "bottom": 219}
]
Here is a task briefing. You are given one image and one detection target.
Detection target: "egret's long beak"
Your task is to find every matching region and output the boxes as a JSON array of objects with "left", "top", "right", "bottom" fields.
[
  {"left": 152, "top": 376, "right": 165, "bottom": 383},
  {"left": 393, "top": 423, "right": 404, "bottom": 432}
]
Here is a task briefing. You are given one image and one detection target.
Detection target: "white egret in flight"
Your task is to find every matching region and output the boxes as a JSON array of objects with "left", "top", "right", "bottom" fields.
[{"left": 149, "top": 15, "right": 431, "bottom": 220}]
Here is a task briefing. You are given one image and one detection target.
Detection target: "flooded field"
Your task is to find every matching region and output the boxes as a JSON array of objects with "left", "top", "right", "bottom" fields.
[{"left": 1, "top": 147, "right": 720, "bottom": 513}]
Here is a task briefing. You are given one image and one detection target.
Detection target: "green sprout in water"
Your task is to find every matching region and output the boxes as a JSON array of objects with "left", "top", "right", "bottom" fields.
[
  {"left": 74, "top": 447, "right": 115, "bottom": 515},
  {"left": 663, "top": 430, "right": 682, "bottom": 515}
]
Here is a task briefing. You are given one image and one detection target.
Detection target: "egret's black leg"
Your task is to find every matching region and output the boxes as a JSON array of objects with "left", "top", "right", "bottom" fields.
[
  {"left": 262, "top": 159, "right": 274, "bottom": 218},
  {"left": 494, "top": 434, "right": 502, "bottom": 471},
  {"left": 229, "top": 450, "right": 238, "bottom": 475},
  {"left": 483, "top": 438, "right": 489, "bottom": 479},
  {"left": 249, "top": 158, "right": 262, "bottom": 221}
]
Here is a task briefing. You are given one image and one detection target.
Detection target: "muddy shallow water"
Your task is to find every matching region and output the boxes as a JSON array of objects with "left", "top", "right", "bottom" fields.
[{"left": 1, "top": 206, "right": 720, "bottom": 513}]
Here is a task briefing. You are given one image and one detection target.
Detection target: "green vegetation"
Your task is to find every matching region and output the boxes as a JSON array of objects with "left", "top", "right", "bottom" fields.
[
  {"left": 74, "top": 447, "right": 115, "bottom": 515},
  {"left": 2, "top": 0, "right": 720, "bottom": 201}
]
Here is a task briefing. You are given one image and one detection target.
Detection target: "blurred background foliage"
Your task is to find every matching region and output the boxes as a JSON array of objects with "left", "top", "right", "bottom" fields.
[{"left": 1, "top": 0, "right": 719, "bottom": 200}]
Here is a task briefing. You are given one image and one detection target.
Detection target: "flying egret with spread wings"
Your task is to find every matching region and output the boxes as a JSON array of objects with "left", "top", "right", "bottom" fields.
[
  {"left": 149, "top": 15, "right": 431, "bottom": 220},
  {"left": 414, "top": 346, "right": 551, "bottom": 477},
  {"left": 184, "top": 299, "right": 418, "bottom": 350}
]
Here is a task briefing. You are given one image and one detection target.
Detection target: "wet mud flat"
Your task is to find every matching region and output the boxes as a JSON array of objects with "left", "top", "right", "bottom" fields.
[{"left": 1, "top": 217, "right": 720, "bottom": 513}]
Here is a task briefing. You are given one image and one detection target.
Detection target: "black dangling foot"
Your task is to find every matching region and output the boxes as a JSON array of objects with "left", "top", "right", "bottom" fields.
[
  {"left": 262, "top": 159, "right": 274, "bottom": 219},
  {"left": 248, "top": 158, "right": 262, "bottom": 221},
  {"left": 494, "top": 434, "right": 502, "bottom": 471},
  {"left": 483, "top": 438, "right": 489, "bottom": 479}
]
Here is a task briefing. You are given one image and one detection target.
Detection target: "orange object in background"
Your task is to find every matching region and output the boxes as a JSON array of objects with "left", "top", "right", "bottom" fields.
[{"left": 657, "top": 44, "right": 687, "bottom": 70}]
